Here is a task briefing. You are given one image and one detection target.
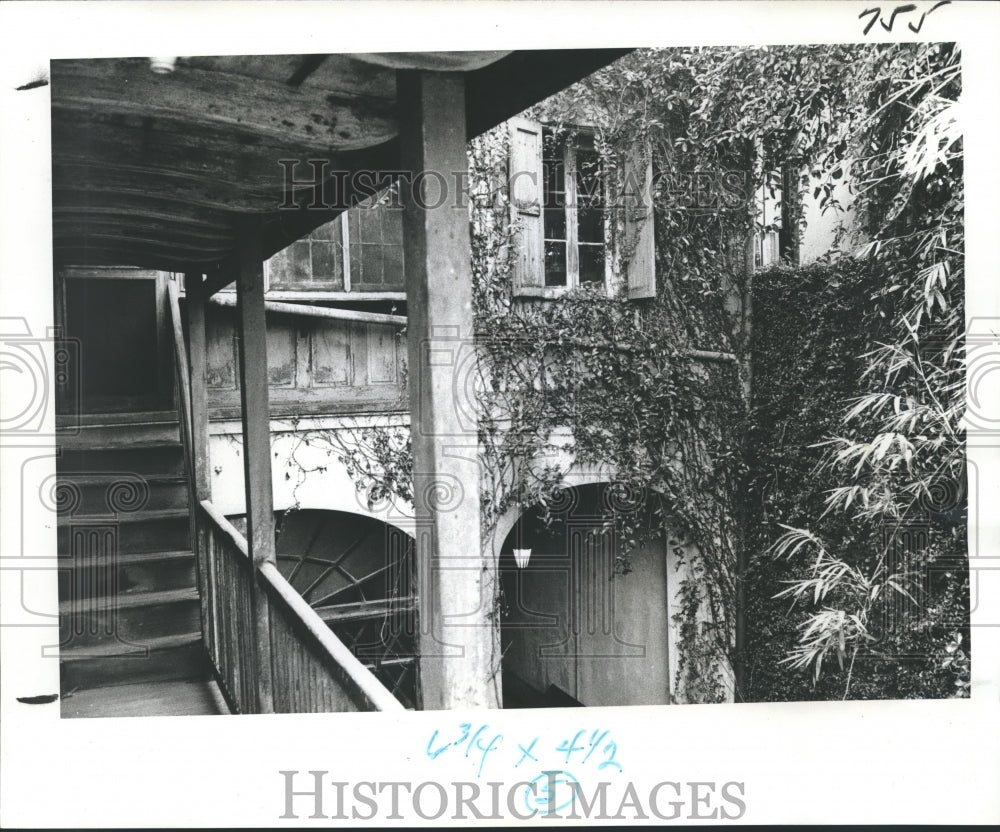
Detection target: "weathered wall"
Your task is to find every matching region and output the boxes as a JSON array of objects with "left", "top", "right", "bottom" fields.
[
  {"left": 207, "top": 414, "right": 415, "bottom": 536},
  {"left": 203, "top": 304, "right": 406, "bottom": 418}
]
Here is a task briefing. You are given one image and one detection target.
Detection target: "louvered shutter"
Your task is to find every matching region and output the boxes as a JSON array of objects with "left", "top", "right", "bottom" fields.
[
  {"left": 624, "top": 143, "right": 656, "bottom": 300},
  {"left": 508, "top": 117, "right": 544, "bottom": 295}
]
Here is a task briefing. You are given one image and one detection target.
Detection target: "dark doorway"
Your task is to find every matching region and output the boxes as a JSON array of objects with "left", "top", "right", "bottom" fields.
[
  {"left": 58, "top": 269, "right": 172, "bottom": 415},
  {"left": 499, "top": 483, "right": 670, "bottom": 708}
]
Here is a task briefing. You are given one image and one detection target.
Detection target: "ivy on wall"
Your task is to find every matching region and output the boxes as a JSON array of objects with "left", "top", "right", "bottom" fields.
[
  {"left": 278, "top": 42, "right": 967, "bottom": 703},
  {"left": 468, "top": 123, "right": 745, "bottom": 704},
  {"left": 745, "top": 42, "right": 968, "bottom": 700}
]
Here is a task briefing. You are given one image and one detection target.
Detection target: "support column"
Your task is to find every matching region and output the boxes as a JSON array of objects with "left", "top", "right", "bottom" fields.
[
  {"left": 397, "top": 70, "right": 499, "bottom": 710},
  {"left": 185, "top": 273, "right": 217, "bottom": 664},
  {"left": 186, "top": 274, "right": 212, "bottom": 504},
  {"left": 234, "top": 224, "right": 275, "bottom": 713}
]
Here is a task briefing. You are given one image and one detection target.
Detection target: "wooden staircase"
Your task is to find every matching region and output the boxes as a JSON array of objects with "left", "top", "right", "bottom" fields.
[{"left": 56, "top": 417, "right": 225, "bottom": 717}]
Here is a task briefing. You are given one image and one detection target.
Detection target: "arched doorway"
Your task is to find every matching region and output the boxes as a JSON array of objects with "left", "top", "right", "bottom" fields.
[
  {"left": 499, "top": 483, "right": 672, "bottom": 708},
  {"left": 273, "top": 509, "right": 419, "bottom": 708}
]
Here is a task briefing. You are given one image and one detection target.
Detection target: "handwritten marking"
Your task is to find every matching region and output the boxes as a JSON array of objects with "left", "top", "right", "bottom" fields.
[
  {"left": 859, "top": 1, "right": 950, "bottom": 36},
  {"left": 426, "top": 724, "right": 625, "bottom": 781}
]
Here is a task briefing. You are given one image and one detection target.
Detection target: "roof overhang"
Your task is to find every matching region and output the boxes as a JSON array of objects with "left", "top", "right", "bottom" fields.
[{"left": 50, "top": 49, "right": 632, "bottom": 272}]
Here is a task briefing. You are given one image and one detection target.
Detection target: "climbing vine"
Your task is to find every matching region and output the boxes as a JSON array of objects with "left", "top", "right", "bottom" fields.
[
  {"left": 746, "top": 42, "right": 968, "bottom": 699},
  {"left": 276, "top": 43, "right": 967, "bottom": 703}
]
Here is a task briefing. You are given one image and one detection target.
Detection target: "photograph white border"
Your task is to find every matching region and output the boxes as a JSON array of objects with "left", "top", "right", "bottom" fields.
[{"left": 1, "top": 1, "right": 998, "bottom": 825}]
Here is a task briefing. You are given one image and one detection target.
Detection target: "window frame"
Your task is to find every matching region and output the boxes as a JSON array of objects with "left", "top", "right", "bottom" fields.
[
  {"left": 257, "top": 193, "right": 407, "bottom": 301},
  {"left": 514, "top": 125, "right": 613, "bottom": 299}
]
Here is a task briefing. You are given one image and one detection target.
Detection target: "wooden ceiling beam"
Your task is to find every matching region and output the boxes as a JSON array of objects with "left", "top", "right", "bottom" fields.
[
  {"left": 52, "top": 196, "right": 234, "bottom": 231},
  {"left": 51, "top": 58, "right": 397, "bottom": 154},
  {"left": 54, "top": 163, "right": 279, "bottom": 213},
  {"left": 54, "top": 216, "right": 233, "bottom": 244},
  {"left": 50, "top": 115, "right": 366, "bottom": 201},
  {"left": 53, "top": 229, "right": 232, "bottom": 256},
  {"left": 186, "top": 54, "right": 396, "bottom": 101},
  {"left": 54, "top": 245, "right": 222, "bottom": 270}
]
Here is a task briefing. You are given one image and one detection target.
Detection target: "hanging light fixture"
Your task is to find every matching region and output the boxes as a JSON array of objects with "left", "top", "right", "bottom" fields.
[
  {"left": 149, "top": 57, "right": 178, "bottom": 75},
  {"left": 513, "top": 548, "right": 532, "bottom": 570}
]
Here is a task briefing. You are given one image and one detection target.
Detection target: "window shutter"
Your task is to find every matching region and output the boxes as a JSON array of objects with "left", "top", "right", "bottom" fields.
[
  {"left": 624, "top": 143, "right": 656, "bottom": 300},
  {"left": 508, "top": 117, "right": 544, "bottom": 294}
]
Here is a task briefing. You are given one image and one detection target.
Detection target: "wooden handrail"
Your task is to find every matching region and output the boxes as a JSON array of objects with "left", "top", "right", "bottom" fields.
[
  {"left": 198, "top": 499, "right": 250, "bottom": 559},
  {"left": 208, "top": 293, "right": 407, "bottom": 327},
  {"left": 166, "top": 280, "right": 195, "bottom": 446}
]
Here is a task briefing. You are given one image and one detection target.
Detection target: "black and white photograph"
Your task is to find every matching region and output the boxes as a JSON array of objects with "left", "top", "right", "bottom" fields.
[{"left": 1, "top": 1, "right": 998, "bottom": 826}]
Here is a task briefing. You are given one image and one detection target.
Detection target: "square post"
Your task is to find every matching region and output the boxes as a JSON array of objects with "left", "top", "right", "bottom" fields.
[
  {"left": 184, "top": 272, "right": 218, "bottom": 665},
  {"left": 234, "top": 223, "right": 275, "bottom": 713},
  {"left": 186, "top": 274, "right": 212, "bottom": 504},
  {"left": 397, "top": 70, "right": 500, "bottom": 709}
]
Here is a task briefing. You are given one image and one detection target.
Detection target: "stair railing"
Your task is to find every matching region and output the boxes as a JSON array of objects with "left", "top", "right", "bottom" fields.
[{"left": 166, "top": 278, "right": 404, "bottom": 713}]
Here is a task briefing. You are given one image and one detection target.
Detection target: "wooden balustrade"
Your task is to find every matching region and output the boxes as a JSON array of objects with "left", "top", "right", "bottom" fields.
[
  {"left": 170, "top": 272, "right": 406, "bottom": 714},
  {"left": 197, "top": 500, "right": 404, "bottom": 713}
]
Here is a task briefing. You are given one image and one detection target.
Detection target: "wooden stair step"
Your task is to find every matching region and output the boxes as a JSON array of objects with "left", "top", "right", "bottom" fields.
[
  {"left": 59, "top": 587, "right": 201, "bottom": 648},
  {"left": 59, "top": 550, "right": 197, "bottom": 599},
  {"left": 60, "top": 632, "right": 206, "bottom": 692},
  {"left": 67, "top": 547, "right": 194, "bottom": 564},
  {"left": 61, "top": 473, "right": 186, "bottom": 485},
  {"left": 57, "top": 509, "right": 191, "bottom": 554},
  {"left": 56, "top": 507, "right": 190, "bottom": 527},
  {"left": 58, "top": 444, "right": 186, "bottom": 476},
  {"left": 60, "top": 585, "right": 198, "bottom": 614},
  {"left": 56, "top": 473, "right": 189, "bottom": 514},
  {"left": 57, "top": 421, "right": 182, "bottom": 452}
]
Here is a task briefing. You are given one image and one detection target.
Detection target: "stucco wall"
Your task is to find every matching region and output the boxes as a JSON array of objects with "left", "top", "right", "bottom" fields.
[{"left": 206, "top": 413, "right": 415, "bottom": 535}]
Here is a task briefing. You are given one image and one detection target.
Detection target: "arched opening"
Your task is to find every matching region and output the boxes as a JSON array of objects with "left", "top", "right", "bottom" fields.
[
  {"left": 273, "top": 509, "right": 419, "bottom": 708},
  {"left": 499, "top": 483, "right": 672, "bottom": 708}
]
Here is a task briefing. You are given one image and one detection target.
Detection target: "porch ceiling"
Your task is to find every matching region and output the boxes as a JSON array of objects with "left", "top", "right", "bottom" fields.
[{"left": 51, "top": 49, "right": 631, "bottom": 273}]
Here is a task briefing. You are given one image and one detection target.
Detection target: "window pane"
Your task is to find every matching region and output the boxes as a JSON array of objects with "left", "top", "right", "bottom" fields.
[
  {"left": 578, "top": 244, "right": 605, "bottom": 286},
  {"left": 544, "top": 206, "right": 566, "bottom": 241},
  {"left": 310, "top": 241, "right": 345, "bottom": 289},
  {"left": 576, "top": 147, "right": 602, "bottom": 205},
  {"left": 577, "top": 206, "right": 604, "bottom": 244},
  {"left": 382, "top": 243, "right": 405, "bottom": 289},
  {"left": 542, "top": 129, "right": 565, "bottom": 209},
  {"left": 383, "top": 207, "right": 403, "bottom": 245},
  {"left": 359, "top": 205, "right": 382, "bottom": 244},
  {"left": 360, "top": 243, "right": 384, "bottom": 285},
  {"left": 267, "top": 240, "right": 310, "bottom": 289},
  {"left": 544, "top": 241, "right": 567, "bottom": 287},
  {"left": 543, "top": 158, "right": 565, "bottom": 206}
]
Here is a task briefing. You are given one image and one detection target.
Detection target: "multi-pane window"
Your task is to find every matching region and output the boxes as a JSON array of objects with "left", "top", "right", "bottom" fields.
[
  {"left": 754, "top": 168, "right": 783, "bottom": 269},
  {"left": 542, "top": 129, "right": 607, "bottom": 289},
  {"left": 347, "top": 186, "right": 405, "bottom": 291},
  {"left": 265, "top": 185, "right": 405, "bottom": 296},
  {"left": 267, "top": 218, "right": 346, "bottom": 292},
  {"left": 510, "top": 117, "right": 644, "bottom": 299}
]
